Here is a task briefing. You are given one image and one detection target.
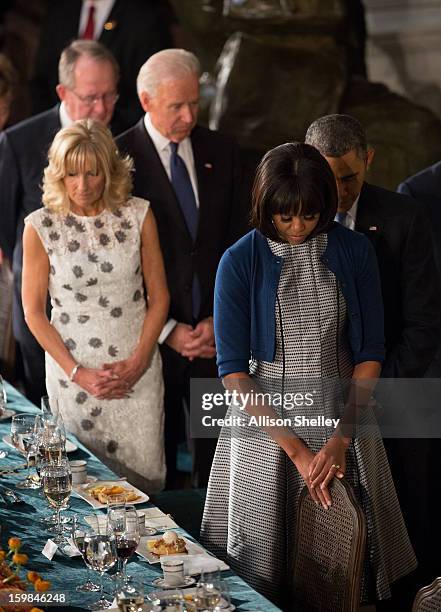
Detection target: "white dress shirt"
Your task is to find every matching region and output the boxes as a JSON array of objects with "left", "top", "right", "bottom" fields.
[
  {"left": 144, "top": 113, "right": 200, "bottom": 207},
  {"left": 59, "top": 102, "right": 74, "bottom": 128},
  {"left": 144, "top": 113, "right": 201, "bottom": 343},
  {"left": 335, "top": 195, "right": 360, "bottom": 230},
  {"left": 79, "top": 0, "right": 115, "bottom": 40}
]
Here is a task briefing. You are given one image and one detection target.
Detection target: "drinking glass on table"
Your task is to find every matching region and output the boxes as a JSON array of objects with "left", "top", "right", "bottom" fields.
[
  {"left": 41, "top": 458, "right": 72, "bottom": 545},
  {"left": 41, "top": 395, "right": 65, "bottom": 429},
  {"left": 116, "top": 578, "right": 144, "bottom": 612},
  {"left": 86, "top": 531, "right": 117, "bottom": 610},
  {"left": 196, "top": 568, "right": 223, "bottom": 611},
  {"left": 71, "top": 515, "right": 100, "bottom": 593},
  {"left": 0, "top": 375, "right": 7, "bottom": 417},
  {"left": 107, "top": 505, "right": 140, "bottom": 584},
  {"left": 10, "top": 414, "right": 40, "bottom": 489}
]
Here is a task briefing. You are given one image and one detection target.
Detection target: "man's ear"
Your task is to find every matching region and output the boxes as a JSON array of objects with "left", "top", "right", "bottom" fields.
[
  {"left": 56, "top": 84, "right": 66, "bottom": 102},
  {"left": 366, "top": 148, "right": 375, "bottom": 170},
  {"left": 139, "top": 91, "right": 151, "bottom": 113}
]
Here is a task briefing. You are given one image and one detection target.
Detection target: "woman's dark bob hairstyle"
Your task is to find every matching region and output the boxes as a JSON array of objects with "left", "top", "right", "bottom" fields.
[{"left": 251, "top": 142, "right": 338, "bottom": 242}]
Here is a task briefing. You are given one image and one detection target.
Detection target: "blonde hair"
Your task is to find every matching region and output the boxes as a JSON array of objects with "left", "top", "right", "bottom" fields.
[{"left": 42, "top": 119, "right": 132, "bottom": 213}]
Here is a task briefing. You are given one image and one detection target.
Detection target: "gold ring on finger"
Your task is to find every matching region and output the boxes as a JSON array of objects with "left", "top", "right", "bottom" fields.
[{"left": 331, "top": 464, "right": 340, "bottom": 470}]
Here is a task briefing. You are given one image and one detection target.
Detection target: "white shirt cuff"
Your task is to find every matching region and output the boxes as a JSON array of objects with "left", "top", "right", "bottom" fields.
[{"left": 158, "top": 319, "right": 178, "bottom": 345}]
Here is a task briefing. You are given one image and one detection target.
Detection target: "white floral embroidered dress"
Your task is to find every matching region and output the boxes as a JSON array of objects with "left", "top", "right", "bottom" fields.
[{"left": 25, "top": 197, "right": 166, "bottom": 492}]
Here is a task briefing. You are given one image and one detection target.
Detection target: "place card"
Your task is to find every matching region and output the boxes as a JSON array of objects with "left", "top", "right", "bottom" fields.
[{"left": 42, "top": 539, "right": 58, "bottom": 560}]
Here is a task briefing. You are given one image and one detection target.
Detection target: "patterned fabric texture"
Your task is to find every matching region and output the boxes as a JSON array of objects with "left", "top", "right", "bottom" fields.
[
  {"left": 201, "top": 233, "right": 416, "bottom": 608},
  {"left": 25, "top": 197, "right": 166, "bottom": 492}
]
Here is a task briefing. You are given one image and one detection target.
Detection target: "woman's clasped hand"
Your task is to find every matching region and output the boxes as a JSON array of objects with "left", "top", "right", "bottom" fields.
[{"left": 73, "top": 353, "right": 151, "bottom": 400}]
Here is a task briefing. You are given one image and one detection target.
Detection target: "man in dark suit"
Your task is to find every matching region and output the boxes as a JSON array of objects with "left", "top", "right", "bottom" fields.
[
  {"left": 116, "top": 49, "right": 246, "bottom": 488},
  {"left": 397, "top": 161, "right": 441, "bottom": 376},
  {"left": 306, "top": 114, "right": 440, "bottom": 609},
  {"left": 32, "top": 0, "right": 173, "bottom": 135},
  {"left": 0, "top": 39, "right": 119, "bottom": 405}
]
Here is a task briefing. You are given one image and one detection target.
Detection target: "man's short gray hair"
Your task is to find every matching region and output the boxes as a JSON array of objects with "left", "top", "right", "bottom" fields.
[
  {"left": 58, "top": 39, "right": 119, "bottom": 89},
  {"left": 305, "top": 114, "right": 368, "bottom": 159},
  {"left": 136, "top": 49, "right": 200, "bottom": 98}
]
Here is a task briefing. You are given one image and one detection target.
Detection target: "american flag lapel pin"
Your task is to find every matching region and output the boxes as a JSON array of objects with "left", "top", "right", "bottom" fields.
[{"left": 204, "top": 163, "right": 213, "bottom": 169}]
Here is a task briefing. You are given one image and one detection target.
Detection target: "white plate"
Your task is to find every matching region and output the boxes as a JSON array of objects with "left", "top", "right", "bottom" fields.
[
  {"left": 2, "top": 435, "right": 77, "bottom": 453},
  {"left": 148, "top": 588, "right": 235, "bottom": 611},
  {"left": 136, "top": 535, "right": 206, "bottom": 564},
  {"left": 0, "top": 409, "right": 15, "bottom": 421},
  {"left": 73, "top": 479, "right": 149, "bottom": 509}
]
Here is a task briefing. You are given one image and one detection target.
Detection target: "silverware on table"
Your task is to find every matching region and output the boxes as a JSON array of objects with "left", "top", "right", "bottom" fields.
[{"left": 0, "top": 485, "right": 23, "bottom": 504}]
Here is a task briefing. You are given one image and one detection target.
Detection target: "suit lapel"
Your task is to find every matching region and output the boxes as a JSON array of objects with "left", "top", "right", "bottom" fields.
[
  {"left": 98, "top": 0, "right": 122, "bottom": 42},
  {"left": 191, "top": 127, "right": 215, "bottom": 246},
  {"left": 355, "top": 183, "right": 382, "bottom": 245}
]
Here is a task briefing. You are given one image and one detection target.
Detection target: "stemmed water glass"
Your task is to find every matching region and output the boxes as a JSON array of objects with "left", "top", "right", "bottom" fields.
[
  {"left": 116, "top": 578, "right": 144, "bottom": 612},
  {"left": 86, "top": 531, "right": 117, "bottom": 610},
  {"left": 10, "top": 414, "right": 41, "bottom": 489},
  {"left": 196, "top": 568, "right": 224, "bottom": 611},
  {"left": 107, "top": 505, "right": 140, "bottom": 584},
  {"left": 40, "top": 458, "right": 72, "bottom": 545},
  {"left": 71, "top": 516, "right": 100, "bottom": 593},
  {"left": 0, "top": 375, "right": 7, "bottom": 416}
]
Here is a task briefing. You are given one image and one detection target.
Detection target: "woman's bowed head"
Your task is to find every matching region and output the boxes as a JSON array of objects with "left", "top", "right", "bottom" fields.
[
  {"left": 42, "top": 118, "right": 133, "bottom": 217},
  {"left": 251, "top": 141, "right": 338, "bottom": 245}
]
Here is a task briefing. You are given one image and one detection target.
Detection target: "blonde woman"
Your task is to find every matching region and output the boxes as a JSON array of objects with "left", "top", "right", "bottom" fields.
[{"left": 22, "top": 119, "right": 169, "bottom": 492}]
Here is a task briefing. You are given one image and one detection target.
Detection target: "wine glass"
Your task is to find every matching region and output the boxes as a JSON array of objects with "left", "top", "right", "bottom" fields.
[
  {"left": 107, "top": 505, "right": 140, "bottom": 584},
  {"left": 197, "top": 568, "right": 223, "bottom": 611},
  {"left": 0, "top": 375, "right": 7, "bottom": 417},
  {"left": 41, "top": 395, "right": 65, "bottom": 429},
  {"left": 10, "top": 414, "right": 40, "bottom": 489},
  {"left": 71, "top": 515, "right": 100, "bottom": 593},
  {"left": 41, "top": 458, "right": 72, "bottom": 545},
  {"left": 35, "top": 419, "right": 68, "bottom": 528},
  {"left": 86, "top": 532, "right": 117, "bottom": 610},
  {"left": 116, "top": 578, "right": 144, "bottom": 612}
]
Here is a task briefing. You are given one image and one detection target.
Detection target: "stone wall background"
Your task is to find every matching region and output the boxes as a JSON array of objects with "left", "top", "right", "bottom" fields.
[{"left": 365, "top": 0, "right": 441, "bottom": 121}]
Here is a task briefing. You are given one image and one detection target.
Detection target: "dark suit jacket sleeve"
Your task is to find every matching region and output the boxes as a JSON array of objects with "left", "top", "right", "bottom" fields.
[
  {"left": 381, "top": 202, "right": 441, "bottom": 377},
  {"left": 397, "top": 180, "right": 411, "bottom": 196},
  {"left": 0, "top": 131, "right": 21, "bottom": 260},
  {"left": 225, "top": 139, "right": 249, "bottom": 248},
  {"left": 355, "top": 236, "right": 385, "bottom": 364}
]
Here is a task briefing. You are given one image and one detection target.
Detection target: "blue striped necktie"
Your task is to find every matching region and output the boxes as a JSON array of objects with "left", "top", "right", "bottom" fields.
[
  {"left": 169, "top": 141, "right": 201, "bottom": 319},
  {"left": 335, "top": 211, "right": 348, "bottom": 226}
]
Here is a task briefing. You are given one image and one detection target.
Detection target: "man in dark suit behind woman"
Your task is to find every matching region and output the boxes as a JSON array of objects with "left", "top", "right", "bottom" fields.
[
  {"left": 306, "top": 114, "right": 440, "bottom": 610},
  {"left": 31, "top": 0, "right": 174, "bottom": 135},
  {"left": 116, "top": 49, "right": 247, "bottom": 488}
]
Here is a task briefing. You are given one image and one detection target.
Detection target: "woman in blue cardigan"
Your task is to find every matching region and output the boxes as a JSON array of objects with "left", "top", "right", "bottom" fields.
[{"left": 200, "top": 143, "right": 416, "bottom": 608}]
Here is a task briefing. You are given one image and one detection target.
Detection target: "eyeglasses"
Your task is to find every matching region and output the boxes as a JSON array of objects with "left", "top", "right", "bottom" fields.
[{"left": 69, "top": 89, "right": 119, "bottom": 108}]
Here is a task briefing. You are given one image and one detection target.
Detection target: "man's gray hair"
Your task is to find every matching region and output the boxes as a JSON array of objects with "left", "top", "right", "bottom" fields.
[
  {"left": 305, "top": 114, "right": 368, "bottom": 159},
  {"left": 58, "top": 39, "right": 119, "bottom": 89},
  {"left": 136, "top": 49, "right": 200, "bottom": 98}
]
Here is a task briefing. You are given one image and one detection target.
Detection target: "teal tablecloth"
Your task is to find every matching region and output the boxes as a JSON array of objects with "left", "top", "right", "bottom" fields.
[{"left": 0, "top": 382, "right": 281, "bottom": 611}]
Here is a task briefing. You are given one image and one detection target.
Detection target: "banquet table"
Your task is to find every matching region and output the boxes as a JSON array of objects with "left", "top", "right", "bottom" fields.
[{"left": 0, "top": 382, "right": 281, "bottom": 611}]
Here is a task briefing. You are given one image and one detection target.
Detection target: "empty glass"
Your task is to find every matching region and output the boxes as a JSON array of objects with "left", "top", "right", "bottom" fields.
[
  {"left": 71, "top": 515, "right": 100, "bottom": 593},
  {"left": 86, "top": 532, "right": 117, "bottom": 610},
  {"left": 0, "top": 375, "right": 7, "bottom": 417},
  {"left": 10, "top": 414, "right": 40, "bottom": 489}
]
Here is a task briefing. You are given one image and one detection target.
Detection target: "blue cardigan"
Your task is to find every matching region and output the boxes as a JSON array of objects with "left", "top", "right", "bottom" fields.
[{"left": 214, "top": 224, "right": 385, "bottom": 377}]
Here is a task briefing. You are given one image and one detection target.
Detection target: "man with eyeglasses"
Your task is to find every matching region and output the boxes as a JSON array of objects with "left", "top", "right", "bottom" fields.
[{"left": 0, "top": 39, "right": 119, "bottom": 405}]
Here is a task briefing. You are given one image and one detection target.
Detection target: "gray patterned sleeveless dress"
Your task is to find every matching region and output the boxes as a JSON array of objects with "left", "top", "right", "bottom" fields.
[
  {"left": 200, "top": 234, "right": 416, "bottom": 607},
  {"left": 25, "top": 197, "right": 166, "bottom": 493}
]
